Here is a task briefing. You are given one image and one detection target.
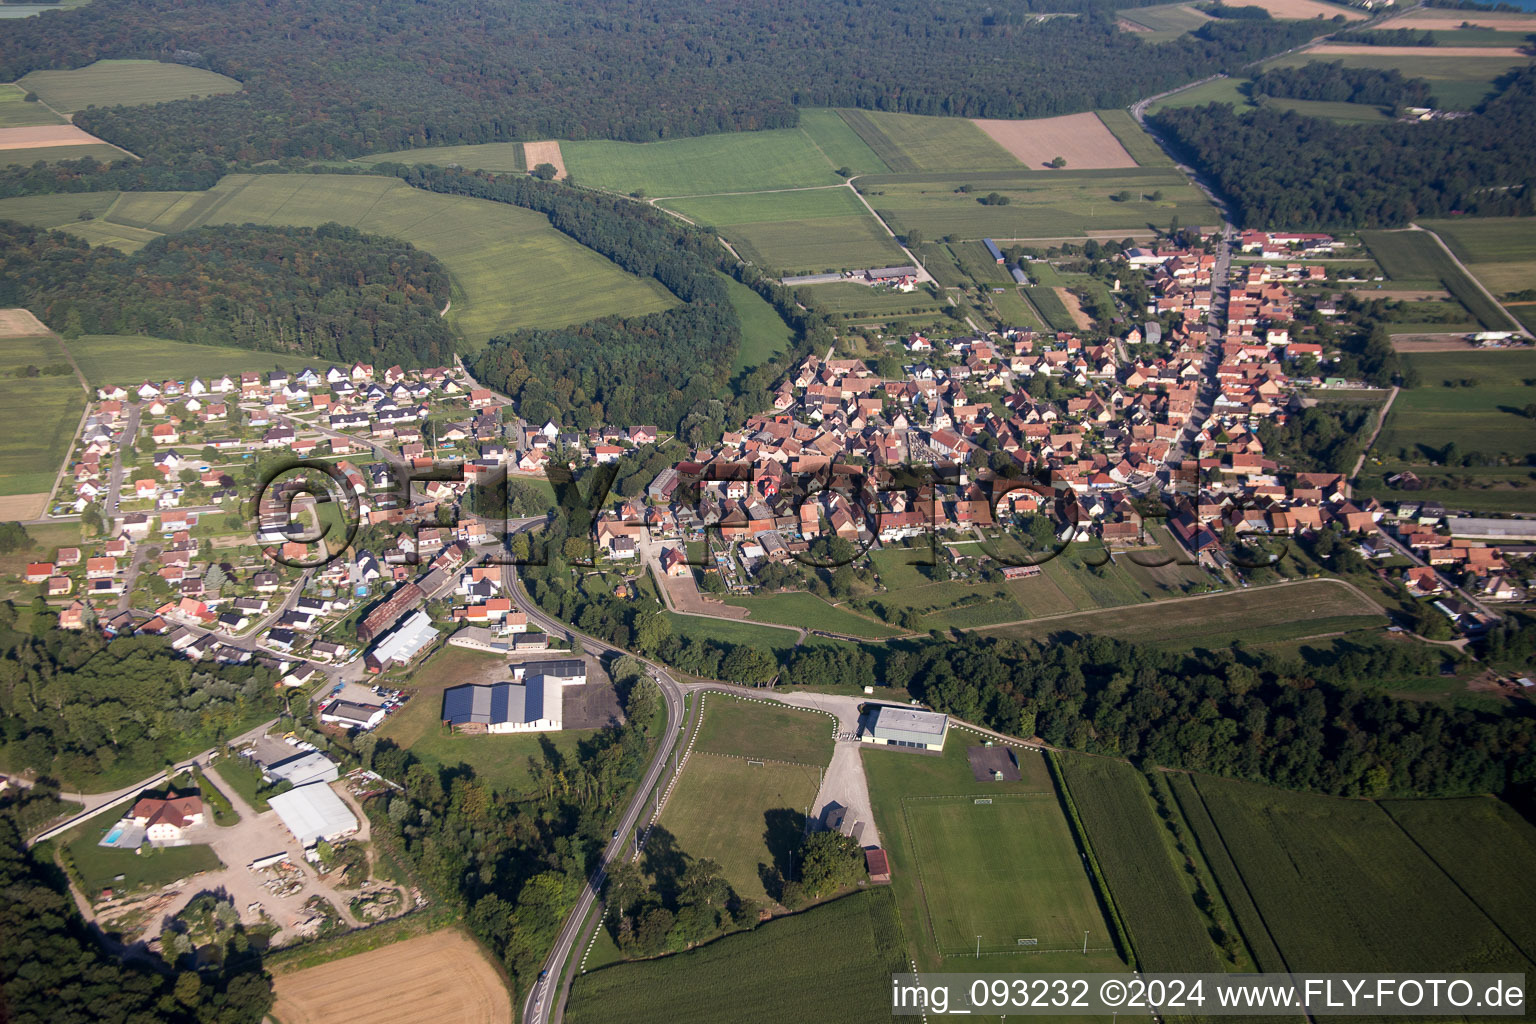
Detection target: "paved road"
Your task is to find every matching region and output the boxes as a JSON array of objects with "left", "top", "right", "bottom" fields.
[{"left": 102, "top": 402, "right": 142, "bottom": 522}]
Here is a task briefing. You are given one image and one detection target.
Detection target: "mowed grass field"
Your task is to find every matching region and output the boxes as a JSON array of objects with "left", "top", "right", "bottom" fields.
[
  {"left": 720, "top": 274, "right": 795, "bottom": 376},
  {"left": 724, "top": 590, "right": 903, "bottom": 638},
  {"left": 835, "top": 109, "right": 1020, "bottom": 173},
  {"left": 662, "top": 187, "right": 905, "bottom": 273},
  {"left": 985, "top": 579, "right": 1386, "bottom": 648},
  {"left": 863, "top": 739, "right": 1126, "bottom": 970},
  {"left": 358, "top": 141, "right": 527, "bottom": 173},
  {"left": 567, "top": 888, "right": 906, "bottom": 1024},
  {"left": 561, "top": 129, "right": 845, "bottom": 196},
  {"left": 0, "top": 83, "right": 67, "bottom": 128},
  {"left": 1182, "top": 774, "right": 1533, "bottom": 974},
  {"left": 656, "top": 754, "right": 822, "bottom": 905},
  {"left": 692, "top": 692, "right": 834, "bottom": 766},
  {"left": 860, "top": 167, "right": 1217, "bottom": 241},
  {"left": 1421, "top": 216, "right": 1536, "bottom": 297},
  {"left": 0, "top": 174, "right": 677, "bottom": 348},
  {"left": 1377, "top": 349, "right": 1536, "bottom": 460},
  {"left": 797, "top": 108, "right": 890, "bottom": 176},
  {"left": 1059, "top": 756, "right": 1228, "bottom": 973},
  {"left": 271, "top": 928, "right": 512, "bottom": 1024},
  {"left": 18, "top": 59, "right": 242, "bottom": 113},
  {"left": 0, "top": 332, "right": 85, "bottom": 496},
  {"left": 64, "top": 334, "right": 347, "bottom": 388},
  {"left": 1118, "top": 2, "right": 1214, "bottom": 40},
  {"left": 377, "top": 644, "right": 599, "bottom": 796},
  {"left": 1360, "top": 228, "right": 1517, "bottom": 331}
]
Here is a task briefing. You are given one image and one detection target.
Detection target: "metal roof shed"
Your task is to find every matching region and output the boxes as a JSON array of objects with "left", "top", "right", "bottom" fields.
[{"left": 268, "top": 782, "right": 358, "bottom": 847}]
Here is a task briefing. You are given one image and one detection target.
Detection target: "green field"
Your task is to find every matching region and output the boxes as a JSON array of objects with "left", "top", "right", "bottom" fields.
[
  {"left": 1260, "top": 51, "right": 1532, "bottom": 109},
  {"left": 0, "top": 332, "right": 84, "bottom": 496},
  {"left": 663, "top": 187, "right": 905, "bottom": 273},
  {"left": 357, "top": 141, "right": 527, "bottom": 173},
  {"left": 1377, "top": 349, "right": 1536, "bottom": 462},
  {"left": 1381, "top": 797, "right": 1536, "bottom": 961},
  {"left": 562, "top": 129, "right": 844, "bottom": 197},
  {"left": 1361, "top": 228, "right": 1517, "bottom": 331},
  {"left": 657, "top": 753, "right": 822, "bottom": 904},
  {"left": 18, "top": 59, "right": 242, "bottom": 114},
  {"left": 797, "top": 108, "right": 891, "bottom": 176},
  {"left": 692, "top": 692, "right": 834, "bottom": 766},
  {"left": 797, "top": 281, "right": 947, "bottom": 319},
  {"left": 376, "top": 644, "right": 600, "bottom": 795},
  {"left": 0, "top": 82, "right": 67, "bottom": 127},
  {"left": 863, "top": 739, "right": 1127, "bottom": 970},
  {"left": 64, "top": 334, "right": 347, "bottom": 388},
  {"left": 860, "top": 167, "right": 1217, "bottom": 242},
  {"left": 724, "top": 591, "right": 902, "bottom": 638},
  {"left": 63, "top": 798, "right": 224, "bottom": 899},
  {"left": 566, "top": 888, "right": 906, "bottom": 1024},
  {"left": 1118, "top": 2, "right": 1213, "bottom": 41},
  {"left": 986, "top": 580, "right": 1386, "bottom": 648},
  {"left": 1026, "top": 285, "right": 1078, "bottom": 331},
  {"left": 0, "top": 142, "right": 127, "bottom": 168},
  {"left": 1094, "top": 109, "right": 1174, "bottom": 167},
  {"left": 0, "top": 173, "right": 678, "bottom": 348},
  {"left": 721, "top": 275, "right": 795, "bottom": 376},
  {"left": 0, "top": 190, "right": 115, "bottom": 226},
  {"left": 1059, "top": 756, "right": 1228, "bottom": 973},
  {"left": 1184, "top": 774, "right": 1533, "bottom": 973},
  {"left": 1267, "top": 96, "right": 1393, "bottom": 122},
  {"left": 835, "top": 109, "right": 1020, "bottom": 173},
  {"left": 1146, "top": 76, "right": 1254, "bottom": 114},
  {"left": 1421, "top": 216, "right": 1536, "bottom": 297}
]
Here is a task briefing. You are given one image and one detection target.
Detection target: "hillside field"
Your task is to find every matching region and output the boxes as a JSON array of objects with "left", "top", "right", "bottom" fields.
[
  {"left": 0, "top": 331, "right": 85, "bottom": 496},
  {"left": 566, "top": 889, "right": 906, "bottom": 1024},
  {"left": 17, "top": 59, "right": 242, "bottom": 113},
  {"left": 0, "top": 174, "right": 679, "bottom": 349},
  {"left": 721, "top": 274, "right": 795, "bottom": 376}
]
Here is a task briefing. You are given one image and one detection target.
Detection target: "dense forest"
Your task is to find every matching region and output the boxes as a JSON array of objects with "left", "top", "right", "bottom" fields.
[
  {"left": 0, "top": 816, "right": 273, "bottom": 1024},
  {"left": 1249, "top": 62, "right": 1434, "bottom": 108},
  {"left": 1151, "top": 67, "right": 1536, "bottom": 227},
  {"left": 0, "top": 0, "right": 1318, "bottom": 161},
  {"left": 0, "top": 602, "right": 282, "bottom": 786},
  {"left": 887, "top": 633, "right": 1535, "bottom": 799},
  {"left": 0, "top": 221, "right": 456, "bottom": 368}
]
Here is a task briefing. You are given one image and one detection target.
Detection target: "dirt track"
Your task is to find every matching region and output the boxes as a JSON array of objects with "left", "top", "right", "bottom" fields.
[
  {"left": 972, "top": 112, "right": 1137, "bottom": 170},
  {"left": 272, "top": 929, "right": 512, "bottom": 1024}
]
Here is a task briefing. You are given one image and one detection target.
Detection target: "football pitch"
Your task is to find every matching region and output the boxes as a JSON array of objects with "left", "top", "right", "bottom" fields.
[{"left": 902, "top": 794, "right": 1111, "bottom": 954}]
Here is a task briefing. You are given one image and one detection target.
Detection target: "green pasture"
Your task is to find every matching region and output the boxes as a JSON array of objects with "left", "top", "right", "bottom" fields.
[
  {"left": 693, "top": 692, "right": 835, "bottom": 766},
  {"left": 0, "top": 143, "right": 127, "bottom": 168},
  {"left": 1421, "top": 217, "right": 1536, "bottom": 297},
  {"left": 0, "top": 82, "right": 67, "bottom": 127},
  {"left": 1260, "top": 51, "right": 1532, "bottom": 109},
  {"left": 0, "top": 332, "right": 84, "bottom": 496},
  {"left": 834, "top": 109, "right": 1020, "bottom": 173},
  {"left": 1094, "top": 109, "right": 1174, "bottom": 167},
  {"left": 721, "top": 274, "right": 795, "bottom": 376},
  {"left": 18, "top": 59, "right": 242, "bottom": 114},
  {"left": 724, "top": 591, "right": 902, "bottom": 638},
  {"left": 357, "top": 141, "right": 527, "bottom": 173},
  {"left": 562, "top": 129, "right": 843, "bottom": 196},
  {"left": 1361, "top": 228, "right": 1516, "bottom": 331},
  {"left": 1117, "top": 2, "right": 1213, "bottom": 41},
  {"left": 663, "top": 187, "right": 904, "bottom": 273},
  {"left": 64, "top": 334, "right": 347, "bottom": 388},
  {"left": 797, "top": 108, "right": 891, "bottom": 176}
]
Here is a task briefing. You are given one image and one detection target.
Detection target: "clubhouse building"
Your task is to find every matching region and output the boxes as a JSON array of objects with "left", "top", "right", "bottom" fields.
[{"left": 859, "top": 705, "right": 949, "bottom": 751}]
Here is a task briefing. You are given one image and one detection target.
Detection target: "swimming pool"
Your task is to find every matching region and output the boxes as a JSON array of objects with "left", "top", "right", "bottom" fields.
[{"left": 103, "top": 826, "right": 123, "bottom": 845}]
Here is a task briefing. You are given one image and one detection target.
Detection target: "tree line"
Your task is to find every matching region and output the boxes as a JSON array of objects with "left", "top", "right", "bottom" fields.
[
  {"left": 0, "top": 221, "right": 456, "bottom": 368},
  {"left": 1249, "top": 62, "right": 1434, "bottom": 108},
  {"left": 0, "top": 0, "right": 1318, "bottom": 163},
  {"left": 1151, "top": 66, "right": 1536, "bottom": 227}
]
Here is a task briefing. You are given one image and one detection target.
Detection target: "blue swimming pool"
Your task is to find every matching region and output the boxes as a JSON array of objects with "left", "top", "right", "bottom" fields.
[{"left": 103, "top": 826, "right": 123, "bottom": 845}]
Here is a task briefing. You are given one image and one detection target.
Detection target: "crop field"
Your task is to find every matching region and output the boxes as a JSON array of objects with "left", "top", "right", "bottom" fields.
[
  {"left": 63, "top": 334, "right": 347, "bottom": 387},
  {"left": 1185, "top": 775, "right": 1532, "bottom": 973},
  {"left": 721, "top": 274, "right": 794, "bottom": 376},
  {"left": 662, "top": 187, "right": 904, "bottom": 273},
  {"left": 0, "top": 83, "right": 66, "bottom": 128},
  {"left": 0, "top": 141, "right": 126, "bottom": 166},
  {"left": 972, "top": 112, "right": 1137, "bottom": 171},
  {"left": 904, "top": 794, "right": 1110, "bottom": 953},
  {"left": 0, "top": 174, "right": 678, "bottom": 348},
  {"left": 657, "top": 753, "right": 823, "bottom": 904},
  {"left": 359, "top": 141, "right": 528, "bottom": 173},
  {"left": 567, "top": 889, "right": 906, "bottom": 1024},
  {"left": 18, "top": 59, "right": 242, "bottom": 113},
  {"left": 0, "top": 191, "right": 115, "bottom": 226},
  {"left": 798, "top": 281, "right": 947, "bottom": 318},
  {"left": 0, "top": 331, "right": 84, "bottom": 496},
  {"left": 271, "top": 929, "right": 511, "bottom": 1024},
  {"left": 1117, "top": 2, "right": 1213, "bottom": 40},
  {"left": 1260, "top": 51, "right": 1530, "bottom": 109},
  {"left": 1058, "top": 756, "right": 1227, "bottom": 973},
  {"left": 1381, "top": 9, "right": 1536, "bottom": 31},
  {"left": 985, "top": 579, "right": 1386, "bottom": 648},
  {"left": 692, "top": 692, "right": 835, "bottom": 765},
  {"left": 835, "top": 109, "right": 1020, "bottom": 173},
  {"left": 1381, "top": 797, "right": 1536, "bottom": 961},
  {"left": 861, "top": 168, "right": 1216, "bottom": 241},
  {"left": 796, "top": 108, "right": 890, "bottom": 176},
  {"left": 1239, "top": 0, "right": 1364, "bottom": 18},
  {"left": 1094, "top": 109, "right": 1173, "bottom": 167},
  {"left": 1026, "top": 285, "right": 1078, "bottom": 331},
  {"left": 1420, "top": 217, "right": 1536, "bottom": 297},
  {"left": 1360, "top": 228, "right": 1516, "bottom": 331},
  {"left": 988, "top": 287, "right": 1046, "bottom": 330},
  {"left": 562, "top": 129, "right": 843, "bottom": 197},
  {"left": 1377, "top": 349, "right": 1536, "bottom": 460},
  {"left": 378, "top": 645, "right": 598, "bottom": 795}
]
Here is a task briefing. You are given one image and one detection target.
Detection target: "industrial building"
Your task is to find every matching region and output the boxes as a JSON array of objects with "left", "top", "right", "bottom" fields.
[
  {"left": 859, "top": 705, "right": 949, "bottom": 751},
  {"left": 268, "top": 783, "right": 359, "bottom": 848}
]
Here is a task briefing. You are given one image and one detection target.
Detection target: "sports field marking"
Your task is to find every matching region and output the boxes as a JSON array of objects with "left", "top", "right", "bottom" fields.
[
  {"left": 0, "top": 124, "right": 110, "bottom": 150},
  {"left": 972, "top": 112, "right": 1136, "bottom": 171},
  {"left": 522, "top": 140, "right": 566, "bottom": 179},
  {"left": 271, "top": 928, "right": 511, "bottom": 1024}
]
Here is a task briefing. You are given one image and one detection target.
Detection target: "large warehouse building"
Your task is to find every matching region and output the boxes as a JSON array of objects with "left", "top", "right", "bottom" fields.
[
  {"left": 441, "top": 658, "right": 588, "bottom": 734},
  {"left": 859, "top": 706, "right": 949, "bottom": 751},
  {"left": 268, "top": 783, "right": 359, "bottom": 848}
]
